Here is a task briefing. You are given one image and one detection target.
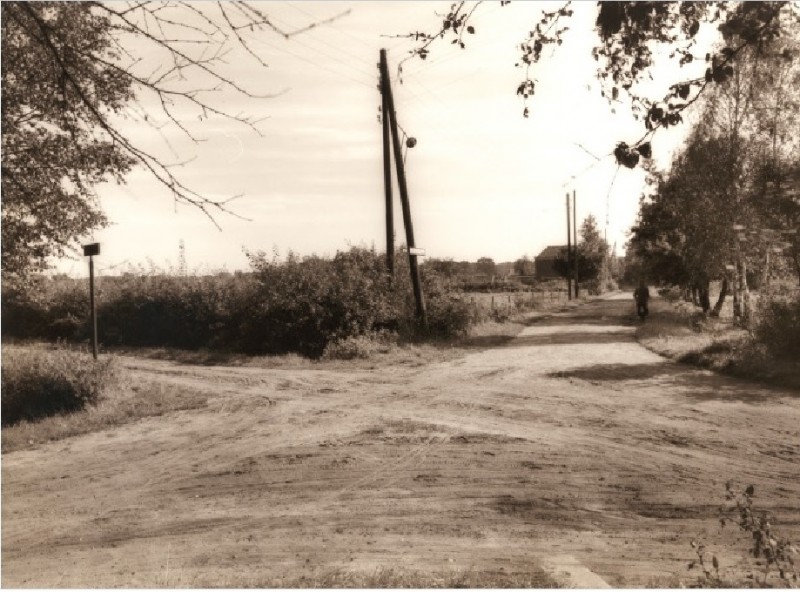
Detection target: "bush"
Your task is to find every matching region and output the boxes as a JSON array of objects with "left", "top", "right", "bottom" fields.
[
  {"left": 418, "top": 269, "right": 479, "bottom": 337},
  {"left": 1, "top": 247, "right": 484, "bottom": 359},
  {"left": 1, "top": 346, "right": 117, "bottom": 425},
  {"left": 582, "top": 277, "right": 619, "bottom": 296},
  {"left": 755, "top": 296, "right": 800, "bottom": 360},
  {"left": 321, "top": 331, "right": 397, "bottom": 360},
  {"left": 658, "top": 285, "right": 683, "bottom": 301}
]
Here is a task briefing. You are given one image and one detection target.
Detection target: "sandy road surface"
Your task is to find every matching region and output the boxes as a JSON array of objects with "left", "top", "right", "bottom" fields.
[{"left": 3, "top": 294, "right": 799, "bottom": 587}]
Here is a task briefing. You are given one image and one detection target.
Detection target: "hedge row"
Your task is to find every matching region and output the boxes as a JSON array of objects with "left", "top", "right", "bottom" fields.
[{"left": 2, "top": 248, "right": 479, "bottom": 358}]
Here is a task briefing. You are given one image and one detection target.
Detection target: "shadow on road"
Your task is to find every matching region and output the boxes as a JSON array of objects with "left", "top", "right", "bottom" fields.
[
  {"left": 499, "top": 331, "right": 633, "bottom": 348},
  {"left": 547, "top": 362, "right": 799, "bottom": 404},
  {"left": 525, "top": 300, "right": 638, "bottom": 329}
]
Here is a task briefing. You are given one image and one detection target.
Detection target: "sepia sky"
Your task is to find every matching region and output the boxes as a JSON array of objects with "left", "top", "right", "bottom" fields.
[{"left": 58, "top": 1, "right": 716, "bottom": 276}]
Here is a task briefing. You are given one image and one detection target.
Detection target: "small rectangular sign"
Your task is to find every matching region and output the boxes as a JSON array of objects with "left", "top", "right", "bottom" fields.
[
  {"left": 83, "top": 243, "right": 100, "bottom": 257},
  {"left": 408, "top": 247, "right": 426, "bottom": 256}
]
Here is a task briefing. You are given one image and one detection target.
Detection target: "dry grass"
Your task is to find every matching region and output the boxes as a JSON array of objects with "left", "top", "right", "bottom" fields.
[
  {"left": 637, "top": 298, "right": 800, "bottom": 389},
  {"left": 461, "top": 289, "right": 566, "bottom": 312},
  {"left": 109, "top": 344, "right": 317, "bottom": 369},
  {"left": 104, "top": 313, "right": 537, "bottom": 371},
  {"left": 2, "top": 350, "right": 208, "bottom": 453}
]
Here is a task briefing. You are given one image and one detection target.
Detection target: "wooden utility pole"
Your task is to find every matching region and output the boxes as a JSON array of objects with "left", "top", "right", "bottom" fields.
[
  {"left": 379, "top": 49, "right": 426, "bottom": 327},
  {"left": 573, "top": 189, "right": 579, "bottom": 298},
  {"left": 566, "top": 192, "right": 572, "bottom": 300},
  {"left": 379, "top": 50, "right": 394, "bottom": 278}
]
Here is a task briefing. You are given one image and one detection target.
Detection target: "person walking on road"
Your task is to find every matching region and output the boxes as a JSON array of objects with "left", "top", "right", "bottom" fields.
[{"left": 634, "top": 280, "right": 650, "bottom": 320}]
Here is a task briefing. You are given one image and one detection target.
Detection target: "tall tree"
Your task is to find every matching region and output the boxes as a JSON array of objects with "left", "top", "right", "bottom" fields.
[
  {"left": 476, "top": 256, "right": 496, "bottom": 277},
  {"left": 576, "top": 214, "right": 608, "bottom": 282},
  {"left": 399, "top": 2, "right": 798, "bottom": 168},
  {"left": 1, "top": 2, "right": 342, "bottom": 279},
  {"left": 2, "top": 3, "right": 135, "bottom": 277},
  {"left": 513, "top": 255, "right": 534, "bottom": 276}
]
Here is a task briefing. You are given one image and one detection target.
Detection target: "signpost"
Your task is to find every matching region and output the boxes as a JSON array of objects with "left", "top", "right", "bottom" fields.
[{"left": 83, "top": 243, "right": 100, "bottom": 360}]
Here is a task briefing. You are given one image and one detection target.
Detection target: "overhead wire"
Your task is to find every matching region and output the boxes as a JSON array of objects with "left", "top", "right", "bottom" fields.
[
  {"left": 268, "top": 8, "right": 381, "bottom": 79},
  {"left": 281, "top": 1, "right": 377, "bottom": 51},
  {"left": 395, "top": 28, "right": 517, "bottom": 99},
  {"left": 244, "top": 31, "right": 376, "bottom": 90},
  {"left": 261, "top": 14, "right": 379, "bottom": 83},
  {"left": 267, "top": 7, "right": 446, "bottom": 114}
]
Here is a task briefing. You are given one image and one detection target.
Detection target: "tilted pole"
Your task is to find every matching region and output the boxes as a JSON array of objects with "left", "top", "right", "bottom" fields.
[
  {"left": 379, "top": 50, "right": 394, "bottom": 278},
  {"left": 379, "top": 49, "right": 426, "bottom": 327}
]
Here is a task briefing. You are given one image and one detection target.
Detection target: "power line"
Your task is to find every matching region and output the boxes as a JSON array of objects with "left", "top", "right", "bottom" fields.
[
  {"left": 245, "top": 32, "right": 376, "bottom": 89},
  {"left": 283, "top": 1, "right": 377, "bottom": 51},
  {"left": 260, "top": 15, "right": 379, "bottom": 82},
  {"left": 404, "top": 73, "right": 448, "bottom": 108},
  {"left": 269, "top": 8, "right": 381, "bottom": 78}
]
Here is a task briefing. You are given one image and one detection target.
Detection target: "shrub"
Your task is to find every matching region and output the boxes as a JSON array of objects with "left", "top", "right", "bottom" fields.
[
  {"left": 417, "top": 269, "right": 479, "bottom": 337},
  {"left": 321, "top": 331, "right": 397, "bottom": 360},
  {"left": 245, "top": 248, "right": 396, "bottom": 357},
  {"left": 582, "top": 277, "right": 619, "bottom": 296},
  {"left": 658, "top": 285, "right": 683, "bottom": 301},
  {"left": 754, "top": 296, "right": 800, "bottom": 360},
  {"left": 1, "top": 346, "right": 117, "bottom": 425},
  {"left": 2, "top": 247, "right": 484, "bottom": 359},
  {"left": 1, "top": 276, "right": 89, "bottom": 341}
]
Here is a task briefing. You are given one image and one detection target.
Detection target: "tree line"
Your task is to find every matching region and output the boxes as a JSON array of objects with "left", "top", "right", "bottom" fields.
[{"left": 628, "top": 9, "right": 800, "bottom": 321}]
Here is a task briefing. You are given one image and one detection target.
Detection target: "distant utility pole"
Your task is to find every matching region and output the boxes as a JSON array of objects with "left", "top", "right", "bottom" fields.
[
  {"left": 573, "top": 189, "right": 579, "bottom": 298},
  {"left": 178, "top": 238, "right": 187, "bottom": 276},
  {"left": 379, "top": 49, "right": 426, "bottom": 327},
  {"left": 566, "top": 192, "right": 572, "bottom": 300},
  {"left": 379, "top": 50, "right": 394, "bottom": 278}
]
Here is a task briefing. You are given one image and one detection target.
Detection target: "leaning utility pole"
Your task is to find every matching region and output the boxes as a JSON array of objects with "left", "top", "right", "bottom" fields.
[
  {"left": 566, "top": 192, "right": 572, "bottom": 300},
  {"left": 379, "top": 49, "right": 426, "bottom": 327},
  {"left": 379, "top": 50, "right": 394, "bottom": 278},
  {"left": 573, "top": 189, "right": 579, "bottom": 298}
]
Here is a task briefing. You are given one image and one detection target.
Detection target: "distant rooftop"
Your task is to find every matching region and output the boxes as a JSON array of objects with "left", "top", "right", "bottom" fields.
[{"left": 536, "top": 245, "right": 567, "bottom": 259}]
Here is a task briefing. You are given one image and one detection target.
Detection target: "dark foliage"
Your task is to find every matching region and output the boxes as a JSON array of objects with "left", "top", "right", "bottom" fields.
[
  {"left": 2, "top": 347, "right": 116, "bottom": 426},
  {"left": 755, "top": 295, "right": 800, "bottom": 360},
  {"left": 2, "top": 247, "right": 477, "bottom": 359}
]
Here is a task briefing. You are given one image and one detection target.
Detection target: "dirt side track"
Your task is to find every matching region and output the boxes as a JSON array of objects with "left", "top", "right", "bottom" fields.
[{"left": 3, "top": 294, "right": 799, "bottom": 587}]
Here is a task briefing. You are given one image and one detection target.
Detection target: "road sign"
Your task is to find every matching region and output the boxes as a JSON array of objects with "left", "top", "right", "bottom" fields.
[
  {"left": 408, "top": 247, "right": 426, "bottom": 256},
  {"left": 83, "top": 243, "right": 100, "bottom": 257}
]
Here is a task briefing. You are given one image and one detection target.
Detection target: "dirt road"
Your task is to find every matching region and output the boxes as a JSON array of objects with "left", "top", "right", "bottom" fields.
[{"left": 3, "top": 294, "right": 799, "bottom": 587}]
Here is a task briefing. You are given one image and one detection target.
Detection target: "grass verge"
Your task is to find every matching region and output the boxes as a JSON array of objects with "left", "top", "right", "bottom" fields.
[
  {"left": 2, "top": 345, "right": 116, "bottom": 426},
  {"left": 636, "top": 298, "right": 800, "bottom": 390},
  {"left": 105, "top": 314, "right": 535, "bottom": 371},
  {"left": 2, "top": 345, "right": 208, "bottom": 453}
]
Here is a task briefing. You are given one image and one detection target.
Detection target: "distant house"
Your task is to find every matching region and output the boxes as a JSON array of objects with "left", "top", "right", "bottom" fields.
[{"left": 534, "top": 245, "right": 568, "bottom": 279}]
